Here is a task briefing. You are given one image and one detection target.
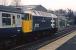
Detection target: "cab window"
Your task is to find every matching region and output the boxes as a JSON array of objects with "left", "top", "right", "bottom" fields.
[
  {"left": 23, "top": 13, "right": 32, "bottom": 20},
  {"left": 23, "top": 13, "right": 29, "bottom": 20}
]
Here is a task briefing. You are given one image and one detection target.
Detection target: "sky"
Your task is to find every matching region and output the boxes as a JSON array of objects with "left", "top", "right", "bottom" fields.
[
  {"left": 0, "top": 0, "right": 76, "bottom": 11},
  {"left": 20, "top": 0, "right": 76, "bottom": 11}
]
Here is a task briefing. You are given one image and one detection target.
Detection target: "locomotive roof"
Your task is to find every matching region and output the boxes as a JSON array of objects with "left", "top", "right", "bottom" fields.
[
  {"left": 0, "top": 5, "right": 23, "bottom": 14},
  {"left": 24, "top": 10, "right": 57, "bottom": 18}
]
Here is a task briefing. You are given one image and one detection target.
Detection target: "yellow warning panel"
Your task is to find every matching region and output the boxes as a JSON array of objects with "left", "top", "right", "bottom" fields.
[{"left": 22, "top": 20, "right": 32, "bottom": 33}]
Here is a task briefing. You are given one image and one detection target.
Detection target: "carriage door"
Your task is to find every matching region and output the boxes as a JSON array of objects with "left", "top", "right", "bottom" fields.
[
  {"left": 12, "top": 14, "right": 21, "bottom": 27},
  {"left": 12, "top": 15, "right": 15, "bottom": 27}
]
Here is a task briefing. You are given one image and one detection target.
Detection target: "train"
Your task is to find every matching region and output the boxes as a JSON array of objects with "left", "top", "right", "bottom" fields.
[
  {"left": 0, "top": 5, "right": 75, "bottom": 49},
  {"left": 0, "top": 5, "right": 58, "bottom": 39}
]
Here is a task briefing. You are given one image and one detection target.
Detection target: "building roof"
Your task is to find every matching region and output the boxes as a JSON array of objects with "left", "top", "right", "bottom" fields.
[
  {"left": 22, "top": 5, "right": 47, "bottom": 12},
  {"left": 11, "top": 5, "right": 47, "bottom": 12},
  {"left": 0, "top": 5, "right": 22, "bottom": 13}
]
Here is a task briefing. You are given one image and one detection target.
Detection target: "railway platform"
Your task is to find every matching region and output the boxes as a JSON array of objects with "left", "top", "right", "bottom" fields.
[{"left": 39, "top": 31, "right": 76, "bottom": 50}]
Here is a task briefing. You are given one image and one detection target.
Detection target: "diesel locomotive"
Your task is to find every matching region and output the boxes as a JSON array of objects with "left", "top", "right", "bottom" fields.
[
  {"left": 0, "top": 5, "right": 58, "bottom": 40},
  {"left": 21, "top": 11, "right": 58, "bottom": 38}
]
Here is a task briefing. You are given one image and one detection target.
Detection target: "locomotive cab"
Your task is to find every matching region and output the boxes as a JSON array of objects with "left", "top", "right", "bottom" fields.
[{"left": 22, "top": 13, "right": 32, "bottom": 33}]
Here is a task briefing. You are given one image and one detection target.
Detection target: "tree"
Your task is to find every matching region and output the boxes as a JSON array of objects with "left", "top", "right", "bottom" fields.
[
  {"left": 54, "top": 9, "right": 67, "bottom": 16},
  {"left": 67, "top": 9, "right": 74, "bottom": 18}
]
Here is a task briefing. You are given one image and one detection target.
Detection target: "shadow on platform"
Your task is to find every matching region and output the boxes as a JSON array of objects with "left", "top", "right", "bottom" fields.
[{"left": 56, "top": 35, "right": 76, "bottom": 50}]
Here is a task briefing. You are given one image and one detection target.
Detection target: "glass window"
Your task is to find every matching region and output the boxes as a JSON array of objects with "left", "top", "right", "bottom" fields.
[
  {"left": 17, "top": 15, "right": 20, "bottom": 19},
  {"left": 2, "top": 13, "right": 11, "bottom": 26},
  {"left": 23, "top": 13, "right": 29, "bottom": 20},
  {"left": 2, "top": 18, "right": 11, "bottom": 25},
  {"left": 2, "top": 13, "right": 11, "bottom": 17}
]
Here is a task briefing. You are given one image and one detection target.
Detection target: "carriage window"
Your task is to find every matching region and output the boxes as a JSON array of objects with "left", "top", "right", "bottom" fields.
[
  {"left": 2, "top": 18, "right": 11, "bottom": 25},
  {"left": 17, "top": 15, "right": 20, "bottom": 19},
  {"left": 2, "top": 13, "right": 11, "bottom": 17},
  {"left": 2, "top": 13, "right": 11, "bottom": 26}
]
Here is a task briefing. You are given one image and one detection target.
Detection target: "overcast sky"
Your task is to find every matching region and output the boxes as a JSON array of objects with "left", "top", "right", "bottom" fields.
[
  {"left": 0, "top": 0, "right": 76, "bottom": 11},
  {"left": 20, "top": 0, "right": 76, "bottom": 11}
]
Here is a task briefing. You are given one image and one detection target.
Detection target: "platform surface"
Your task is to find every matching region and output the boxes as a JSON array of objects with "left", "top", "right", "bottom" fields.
[
  {"left": 39, "top": 31, "right": 76, "bottom": 50},
  {"left": 56, "top": 35, "right": 76, "bottom": 50}
]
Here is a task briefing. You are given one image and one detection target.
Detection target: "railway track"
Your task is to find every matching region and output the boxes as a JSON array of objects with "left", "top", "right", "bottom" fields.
[{"left": 10, "top": 26, "right": 76, "bottom": 50}]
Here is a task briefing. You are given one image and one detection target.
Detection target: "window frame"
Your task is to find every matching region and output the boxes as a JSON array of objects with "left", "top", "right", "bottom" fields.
[{"left": 2, "top": 13, "right": 11, "bottom": 26}]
